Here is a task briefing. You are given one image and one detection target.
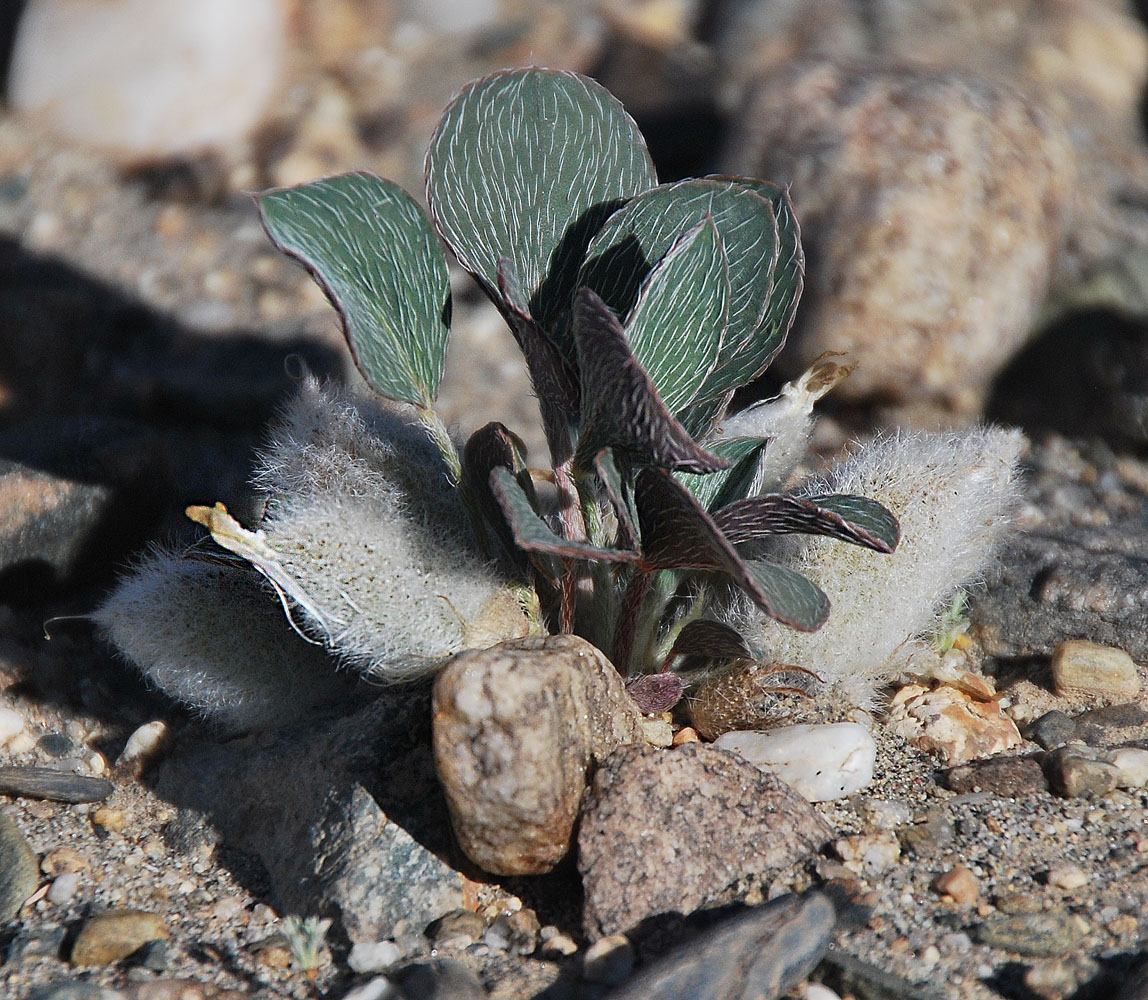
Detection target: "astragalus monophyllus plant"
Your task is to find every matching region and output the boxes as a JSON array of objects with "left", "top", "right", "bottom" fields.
[{"left": 96, "top": 67, "right": 1022, "bottom": 733}]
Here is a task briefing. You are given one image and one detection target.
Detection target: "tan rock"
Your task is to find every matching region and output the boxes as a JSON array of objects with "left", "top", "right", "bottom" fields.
[
  {"left": 71, "top": 909, "right": 168, "bottom": 965},
  {"left": 886, "top": 684, "right": 1023, "bottom": 765},
  {"left": 1050, "top": 639, "right": 1140, "bottom": 702},
  {"left": 933, "top": 864, "right": 980, "bottom": 906},
  {"left": 433, "top": 635, "right": 643, "bottom": 876},
  {"left": 722, "top": 61, "right": 1074, "bottom": 416}
]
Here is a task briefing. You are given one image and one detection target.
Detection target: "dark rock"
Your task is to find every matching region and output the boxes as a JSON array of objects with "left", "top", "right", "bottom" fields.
[
  {"left": 578, "top": 743, "right": 832, "bottom": 939},
  {"left": 0, "top": 809, "right": 39, "bottom": 922},
  {"left": 944, "top": 757, "right": 1047, "bottom": 797},
  {"left": 37, "top": 733, "right": 74, "bottom": 757},
  {"left": 816, "top": 948, "right": 950, "bottom": 1000},
  {"left": 899, "top": 811, "right": 955, "bottom": 858},
  {"left": 395, "top": 958, "right": 486, "bottom": 999},
  {"left": 8, "top": 923, "right": 67, "bottom": 965},
  {"left": 1027, "top": 711, "right": 1078, "bottom": 750},
  {"left": 154, "top": 691, "right": 466, "bottom": 943},
  {"left": 0, "top": 766, "right": 114, "bottom": 803},
  {"left": 604, "top": 893, "right": 834, "bottom": 1000},
  {"left": 1077, "top": 703, "right": 1148, "bottom": 729},
  {"left": 975, "top": 910, "right": 1087, "bottom": 957},
  {"left": 1044, "top": 746, "right": 1120, "bottom": 798}
]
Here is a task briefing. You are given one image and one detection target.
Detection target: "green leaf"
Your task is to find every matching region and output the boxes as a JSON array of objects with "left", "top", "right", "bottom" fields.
[
  {"left": 634, "top": 469, "right": 827, "bottom": 631},
  {"left": 669, "top": 619, "right": 756, "bottom": 660},
  {"left": 258, "top": 172, "right": 450, "bottom": 408},
  {"left": 572, "top": 288, "right": 729, "bottom": 475},
  {"left": 713, "top": 493, "right": 900, "bottom": 553},
  {"left": 623, "top": 215, "right": 730, "bottom": 413},
  {"left": 697, "top": 178, "right": 804, "bottom": 397},
  {"left": 806, "top": 493, "right": 901, "bottom": 552},
  {"left": 578, "top": 178, "right": 777, "bottom": 398},
  {"left": 744, "top": 559, "right": 830, "bottom": 632},
  {"left": 490, "top": 466, "right": 639, "bottom": 564},
  {"left": 425, "top": 67, "right": 657, "bottom": 354},
  {"left": 676, "top": 391, "right": 733, "bottom": 441},
  {"left": 676, "top": 436, "right": 770, "bottom": 512}
]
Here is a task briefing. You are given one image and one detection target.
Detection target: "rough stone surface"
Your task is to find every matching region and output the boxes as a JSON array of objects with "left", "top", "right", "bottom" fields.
[
  {"left": 71, "top": 909, "right": 169, "bottom": 965},
  {"left": 604, "top": 893, "right": 835, "bottom": 1000},
  {"left": 1045, "top": 745, "right": 1121, "bottom": 799},
  {"left": 944, "top": 757, "right": 1049, "bottom": 798},
  {"left": 432, "top": 634, "right": 643, "bottom": 876},
  {"left": 155, "top": 691, "right": 464, "bottom": 942},
  {"left": 722, "top": 61, "right": 1074, "bottom": 416},
  {"left": 1028, "top": 711, "right": 1078, "bottom": 750},
  {"left": 886, "top": 685, "right": 1023, "bottom": 765},
  {"left": 0, "top": 808, "right": 39, "bottom": 923},
  {"left": 1050, "top": 639, "right": 1140, "bottom": 702},
  {"left": 578, "top": 743, "right": 832, "bottom": 939},
  {"left": 975, "top": 910, "right": 1088, "bottom": 958}
]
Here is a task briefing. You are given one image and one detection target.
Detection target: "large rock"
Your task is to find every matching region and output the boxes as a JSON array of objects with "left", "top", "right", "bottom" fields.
[
  {"left": 154, "top": 691, "right": 465, "bottom": 942},
  {"left": 578, "top": 743, "right": 833, "bottom": 939},
  {"left": 9, "top": 0, "right": 288, "bottom": 159},
  {"left": 722, "top": 61, "right": 1074, "bottom": 417},
  {"left": 433, "top": 634, "right": 643, "bottom": 876}
]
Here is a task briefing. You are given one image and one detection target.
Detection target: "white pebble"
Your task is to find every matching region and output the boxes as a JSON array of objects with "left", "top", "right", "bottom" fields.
[
  {"left": 804, "top": 984, "right": 842, "bottom": 1000},
  {"left": 582, "top": 934, "right": 634, "bottom": 985},
  {"left": 1112, "top": 748, "right": 1148, "bottom": 789},
  {"left": 47, "top": 871, "right": 80, "bottom": 905},
  {"left": 714, "top": 723, "right": 876, "bottom": 801},
  {"left": 0, "top": 707, "right": 25, "bottom": 746},
  {"left": 116, "top": 720, "right": 169, "bottom": 769},
  {"left": 9, "top": 0, "right": 287, "bottom": 159},
  {"left": 1047, "top": 863, "right": 1089, "bottom": 891},
  {"left": 348, "top": 940, "right": 403, "bottom": 974},
  {"left": 340, "top": 977, "right": 401, "bottom": 1000},
  {"left": 8, "top": 731, "right": 36, "bottom": 754}
]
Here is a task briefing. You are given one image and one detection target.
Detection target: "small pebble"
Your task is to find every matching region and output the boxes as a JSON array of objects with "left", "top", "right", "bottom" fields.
[
  {"left": 0, "top": 766, "right": 113, "bottom": 803},
  {"left": 1047, "top": 863, "right": 1089, "bottom": 891},
  {"left": 714, "top": 723, "right": 876, "bottom": 801},
  {"left": 1050, "top": 639, "right": 1140, "bottom": 702},
  {"left": 341, "top": 976, "right": 401, "bottom": 1000},
  {"left": 0, "top": 810, "right": 39, "bottom": 922},
  {"left": 835, "top": 831, "right": 901, "bottom": 874},
  {"left": 582, "top": 934, "right": 634, "bottom": 985},
  {"left": 945, "top": 757, "right": 1048, "bottom": 797},
  {"left": 1024, "top": 958, "right": 1083, "bottom": 1000},
  {"left": 427, "top": 909, "right": 485, "bottom": 946},
  {"left": 933, "top": 865, "right": 980, "bottom": 906},
  {"left": 37, "top": 733, "right": 74, "bottom": 758},
  {"left": 539, "top": 931, "right": 579, "bottom": 957},
  {"left": 1045, "top": 746, "right": 1120, "bottom": 798},
  {"left": 1112, "top": 748, "right": 1148, "bottom": 788},
  {"left": 46, "top": 871, "right": 80, "bottom": 906},
  {"left": 8, "top": 731, "right": 36, "bottom": 755},
  {"left": 900, "top": 811, "right": 955, "bottom": 857},
  {"left": 804, "top": 985, "right": 842, "bottom": 1000},
  {"left": 0, "top": 707, "right": 25, "bottom": 745},
  {"left": 348, "top": 940, "right": 403, "bottom": 974},
  {"left": 7, "top": 923, "right": 67, "bottom": 965},
  {"left": 71, "top": 909, "right": 169, "bottom": 965},
  {"left": 42, "top": 846, "right": 87, "bottom": 876},
  {"left": 859, "top": 798, "right": 913, "bottom": 830},
  {"left": 1027, "top": 711, "right": 1078, "bottom": 749},
  {"left": 640, "top": 717, "right": 673, "bottom": 747},
  {"left": 975, "top": 910, "right": 1088, "bottom": 957},
  {"left": 671, "top": 726, "right": 701, "bottom": 746},
  {"left": 115, "top": 720, "right": 169, "bottom": 776}
]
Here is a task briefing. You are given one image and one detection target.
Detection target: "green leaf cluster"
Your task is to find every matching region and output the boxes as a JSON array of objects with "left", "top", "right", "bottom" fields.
[{"left": 256, "top": 67, "right": 900, "bottom": 694}]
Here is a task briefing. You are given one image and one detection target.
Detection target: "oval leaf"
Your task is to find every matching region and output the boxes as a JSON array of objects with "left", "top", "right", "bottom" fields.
[
  {"left": 623, "top": 215, "right": 730, "bottom": 413},
  {"left": 713, "top": 493, "right": 900, "bottom": 553},
  {"left": 425, "top": 67, "right": 657, "bottom": 351},
  {"left": 258, "top": 173, "right": 450, "bottom": 408},
  {"left": 579, "top": 178, "right": 778, "bottom": 392},
  {"left": 676, "top": 436, "right": 770, "bottom": 512}
]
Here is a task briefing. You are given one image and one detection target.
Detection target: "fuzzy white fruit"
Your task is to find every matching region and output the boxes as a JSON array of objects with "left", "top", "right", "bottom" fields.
[
  {"left": 714, "top": 722, "right": 876, "bottom": 801},
  {"left": 724, "top": 426, "right": 1025, "bottom": 714},
  {"left": 93, "top": 550, "right": 350, "bottom": 732}
]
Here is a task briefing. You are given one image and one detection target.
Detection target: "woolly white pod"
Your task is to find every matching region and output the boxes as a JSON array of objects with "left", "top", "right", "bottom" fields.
[
  {"left": 93, "top": 549, "right": 351, "bottom": 732},
  {"left": 711, "top": 426, "right": 1025, "bottom": 720},
  {"left": 198, "top": 379, "right": 529, "bottom": 681}
]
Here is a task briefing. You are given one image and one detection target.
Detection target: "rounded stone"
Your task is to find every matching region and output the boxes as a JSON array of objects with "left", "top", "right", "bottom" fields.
[
  {"left": 582, "top": 933, "right": 634, "bottom": 986},
  {"left": 1051, "top": 639, "right": 1140, "bottom": 703},
  {"left": 71, "top": 909, "right": 169, "bottom": 965}
]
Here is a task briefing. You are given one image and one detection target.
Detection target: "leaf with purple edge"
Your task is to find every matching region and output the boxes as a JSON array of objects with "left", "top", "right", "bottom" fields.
[
  {"left": 713, "top": 493, "right": 900, "bottom": 553},
  {"left": 626, "top": 672, "right": 686, "bottom": 714},
  {"left": 669, "top": 619, "right": 757, "bottom": 660},
  {"left": 572, "top": 288, "right": 729, "bottom": 475}
]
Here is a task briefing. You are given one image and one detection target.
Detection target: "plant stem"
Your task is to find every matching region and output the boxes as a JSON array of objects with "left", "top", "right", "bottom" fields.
[
  {"left": 612, "top": 570, "right": 652, "bottom": 677},
  {"left": 418, "top": 404, "right": 492, "bottom": 559}
]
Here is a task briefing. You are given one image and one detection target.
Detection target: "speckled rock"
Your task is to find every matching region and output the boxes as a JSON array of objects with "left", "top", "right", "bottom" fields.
[
  {"left": 722, "top": 61, "right": 1074, "bottom": 416},
  {"left": 944, "top": 757, "right": 1048, "bottom": 798},
  {"left": 432, "top": 635, "right": 643, "bottom": 876},
  {"left": 975, "top": 910, "right": 1088, "bottom": 958},
  {"left": 578, "top": 742, "right": 832, "bottom": 939},
  {"left": 1045, "top": 745, "right": 1121, "bottom": 799},
  {"left": 0, "top": 809, "right": 38, "bottom": 923},
  {"left": 604, "top": 892, "right": 835, "bottom": 1000},
  {"left": 886, "top": 684, "right": 1023, "bottom": 765}
]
